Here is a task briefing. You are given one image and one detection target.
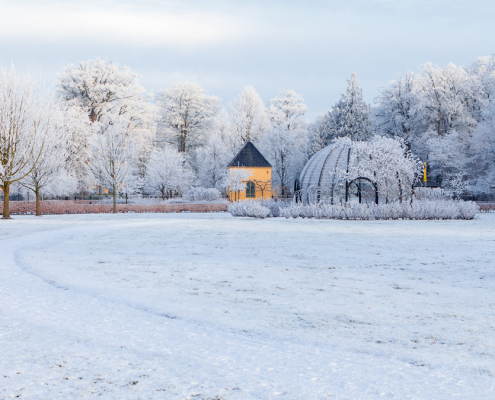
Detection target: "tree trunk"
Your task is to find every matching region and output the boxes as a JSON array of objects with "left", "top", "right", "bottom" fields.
[
  {"left": 398, "top": 176, "right": 403, "bottom": 203},
  {"left": 437, "top": 112, "right": 442, "bottom": 136},
  {"left": 113, "top": 185, "right": 117, "bottom": 213},
  {"left": 35, "top": 188, "right": 41, "bottom": 216},
  {"left": 2, "top": 183, "right": 11, "bottom": 219},
  {"left": 162, "top": 189, "right": 165, "bottom": 201}
]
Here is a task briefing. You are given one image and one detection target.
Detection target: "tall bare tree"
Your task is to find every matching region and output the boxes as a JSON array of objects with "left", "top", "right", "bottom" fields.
[
  {"left": 89, "top": 116, "right": 140, "bottom": 213},
  {"left": 20, "top": 114, "right": 75, "bottom": 216},
  {"left": 0, "top": 66, "right": 52, "bottom": 219}
]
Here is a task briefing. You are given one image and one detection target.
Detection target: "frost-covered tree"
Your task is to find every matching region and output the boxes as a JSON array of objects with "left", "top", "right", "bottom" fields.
[
  {"left": 333, "top": 136, "right": 422, "bottom": 203},
  {"left": 89, "top": 116, "right": 140, "bottom": 213},
  {"left": 0, "top": 66, "right": 52, "bottom": 219},
  {"left": 415, "top": 63, "right": 478, "bottom": 184},
  {"left": 229, "top": 86, "right": 268, "bottom": 149},
  {"left": 57, "top": 59, "right": 156, "bottom": 135},
  {"left": 268, "top": 90, "right": 308, "bottom": 130},
  {"left": 470, "top": 99, "right": 495, "bottom": 195},
  {"left": 324, "top": 73, "right": 373, "bottom": 142},
  {"left": 359, "top": 137, "right": 422, "bottom": 202},
  {"left": 157, "top": 82, "right": 220, "bottom": 153},
  {"left": 426, "top": 131, "right": 472, "bottom": 188},
  {"left": 214, "top": 107, "right": 236, "bottom": 155},
  {"left": 262, "top": 90, "right": 309, "bottom": 196},
  {"left": 263, "top": 125, "right": 307, "bottom": 196},
  {"left": 194, "top": 133, "right": 231, "bottom": 188},
  {"left": 375, "top": 63, "right": 479, "bottom": 147},
  {"left": 42, "top": 172, "right": 78, "bottom": 198},
  {"left": 308, "top": 114, "right": 332, "bottom": 157},
  {"left": 20, "top": 117, "right": 76, "bottom": 216},
  {"left": 145, "top": 146, "right": 194, "bottom": 200},
  {"left": 416, "top": 63, "right": 476, "bottom": 138},
  {"left": 373, "top": 61, "right": 489, "bottom": 191},
  {"left": 374, "top": 72, "right": 419, "bottom": 147},
  {"left": 58, "top": 59, "right": 156, "bottom": 190},
  {"left": 221, "top": 168, "right": 252, "bottom": 201},
  {"left": 55, "top": 103, "right": 92, "bottom": 193},
  {"left": 467, "top": 55, "right": 495, "bottom": 121}
]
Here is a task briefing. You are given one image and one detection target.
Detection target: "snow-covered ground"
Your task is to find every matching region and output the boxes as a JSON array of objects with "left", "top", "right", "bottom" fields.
[{"left": 1, "top": 213, "right": 494, "bottom": 399}]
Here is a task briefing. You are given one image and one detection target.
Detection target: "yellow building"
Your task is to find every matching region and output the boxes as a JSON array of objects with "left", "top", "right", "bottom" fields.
[{"left": 227, "top": 141, "right": 272, "bottom": 201}]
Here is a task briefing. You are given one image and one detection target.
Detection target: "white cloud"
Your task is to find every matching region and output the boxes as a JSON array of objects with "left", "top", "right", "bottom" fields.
[{"left": 0, "top": 1, "right": 247, "bottom": 47}]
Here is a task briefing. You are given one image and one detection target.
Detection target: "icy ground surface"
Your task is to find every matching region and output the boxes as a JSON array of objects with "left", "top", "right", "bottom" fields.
[{"left": 1, "top": 213, "right": 494, "bottom": 399}]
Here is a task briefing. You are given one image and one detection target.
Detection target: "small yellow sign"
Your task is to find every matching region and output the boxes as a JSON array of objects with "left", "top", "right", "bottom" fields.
[{"left": 423, "top": 162, "right": 427, "bottom": 182}]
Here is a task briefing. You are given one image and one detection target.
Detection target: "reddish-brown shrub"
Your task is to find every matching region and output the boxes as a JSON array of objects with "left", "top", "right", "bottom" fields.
[
  {"left": 0, "top": 201, "right": 228, "bottom": 215},
  {"left": 478, "top": 203, "right": 495, "bottom": 212}
]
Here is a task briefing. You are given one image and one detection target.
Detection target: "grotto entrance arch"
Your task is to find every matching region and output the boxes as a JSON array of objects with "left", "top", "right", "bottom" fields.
[{"left": 345, "top": 177, "right": 379, "bottom": 205}]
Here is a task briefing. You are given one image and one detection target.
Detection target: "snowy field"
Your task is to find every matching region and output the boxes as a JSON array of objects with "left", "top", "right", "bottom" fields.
[{"left": 1, "top": 213, "right": 494, "bottom": 399}]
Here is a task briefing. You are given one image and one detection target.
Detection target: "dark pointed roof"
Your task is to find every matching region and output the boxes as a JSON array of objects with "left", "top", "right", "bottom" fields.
[{"left": 227, "top": 141, "right": 272, "bottom": 168}]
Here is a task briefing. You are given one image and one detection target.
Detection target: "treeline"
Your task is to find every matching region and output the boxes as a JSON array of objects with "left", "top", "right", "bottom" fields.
[
  {"left": 311, "top": 59, "right": 495, "bottom": 196},
  {"left": 1, "top": 55, "right": 494, "bottom": 218}
]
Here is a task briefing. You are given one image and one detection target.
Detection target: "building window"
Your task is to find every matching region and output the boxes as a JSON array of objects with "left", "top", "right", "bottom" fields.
[{"left": 246, "top": 181, "right": 256, "bottom": 198}]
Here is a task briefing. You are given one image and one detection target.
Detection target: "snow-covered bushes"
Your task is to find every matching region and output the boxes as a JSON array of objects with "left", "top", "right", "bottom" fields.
[
  {"left": 228, "top": 199, "right": 287, "bottom": 218},
  {"left": 453, "top": 201, "right": 480, "bottom": 219},
  {"left": 184, "top": 187, "right": 220, "bottom": 202},
  {"left": 229, "top": 199, "right": 478, "bottom": 220},
  {"left": 280, "top": 200, "right": 479, "bottom": 220},
  {"left": 259, "top": 199, "right": 282, "bottom": 217},
  {"left": 228, "top": 200, "right": 271, "bottom": 218},
  {"left": 414, "top": 187, "right": 449, "bottom": 201}
]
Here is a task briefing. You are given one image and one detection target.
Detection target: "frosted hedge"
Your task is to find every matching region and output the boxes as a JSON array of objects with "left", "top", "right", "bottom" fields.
[
  {"left": 183, "top": 187, "right": 221, "bottom": 202},
  {"left": 228, "top": 200, "right": 270, "bottom": 219},
  {"left": 229, "top": 199, "right": 479, "bottom": 220},
  {"left": 228, "top": 199, "right": 287, "bottom": 218},
  {"left": 280, "top": 200, "right": 478, "bottom": 220}
]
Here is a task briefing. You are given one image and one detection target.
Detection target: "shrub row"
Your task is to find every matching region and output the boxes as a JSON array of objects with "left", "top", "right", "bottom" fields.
[
  {"left": 183, "top": 187, "right": 221, "bottom": 202},
  {"left": 478, "top": 203, "right": 495, "bottom": 212},
  {"left": 279, "top": 200, "right": 479, "bottom": 220},
  {"left": 228, "top": 199, "right": 479, "bottom": 220},
  {"left": 228, "top": 200, "right": 271, "bottom": 218},
  {"left": 0, "top": 201, "right": 229, "bottom": 215}
]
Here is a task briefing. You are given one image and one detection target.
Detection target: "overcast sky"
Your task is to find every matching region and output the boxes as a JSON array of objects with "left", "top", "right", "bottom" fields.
[{"left": 1, "top": 0, "right": 494, "bottom": 119}]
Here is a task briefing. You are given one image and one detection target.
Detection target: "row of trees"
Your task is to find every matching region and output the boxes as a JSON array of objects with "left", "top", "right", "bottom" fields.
[
  {"left": 311, "top": 58, "right": 495, "bottom": 195},
  {"left": 0, "top": 64, "right": 180, "bottom": 217},
  {"left": 2, "top": 55, "right": 495, "bottom": 218},
  {"left": 157, "top": 83, "right": 309, "bottom": 196},
  {"left": 0, "top": 60, "right": 310, "bottom": 218}
]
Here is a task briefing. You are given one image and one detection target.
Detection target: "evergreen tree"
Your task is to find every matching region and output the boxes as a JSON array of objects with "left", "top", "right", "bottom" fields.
[{"left": 324, "top": 73, "right": 373, "bottom": 142}]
